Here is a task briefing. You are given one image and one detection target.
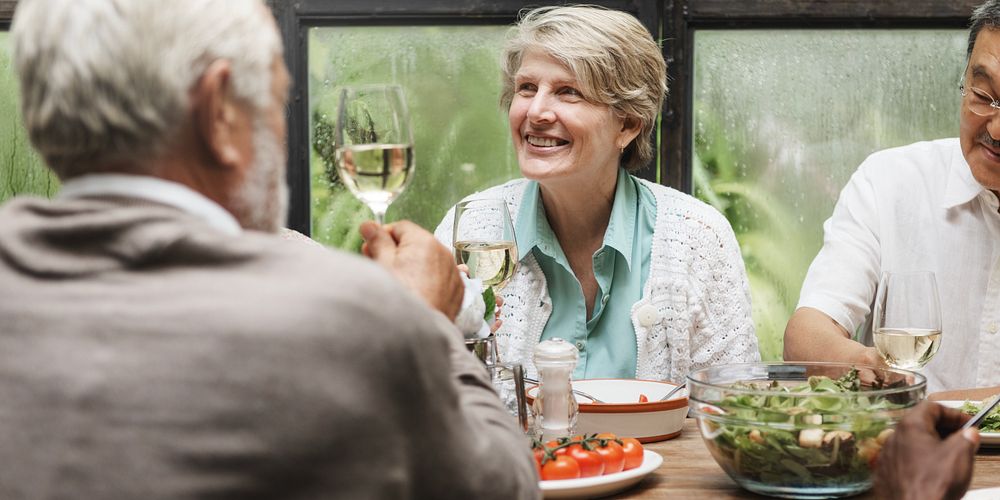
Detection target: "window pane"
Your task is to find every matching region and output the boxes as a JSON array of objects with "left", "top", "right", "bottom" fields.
[
  {"left": 693, "top": 30, "right": 966, "bottom": 360},
  {"left": 0, "top": 32, "right": 58, "bottom": 203},
  {"left": 308, "top": 26, "right": 518, "bottom": 250}
]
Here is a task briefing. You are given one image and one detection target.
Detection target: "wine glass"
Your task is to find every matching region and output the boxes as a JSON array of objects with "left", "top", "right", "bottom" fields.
[
  {"left": 452, "top": 199, "right": 518, "bottom": 289},
  {"left": 872, "top": 271, "right": 942, "bottom": 369},
  {"left": 454, "top": 199, "right": 517, "bottom": 369},
  {"left": 333, "top": 84, "right": 414, "bottom": 225}
]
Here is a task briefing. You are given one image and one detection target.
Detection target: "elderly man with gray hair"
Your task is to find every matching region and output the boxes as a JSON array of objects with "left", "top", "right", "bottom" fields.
[
  {"left": 0, "top": 0, "right": 538, "bottom": 498},
  {"left": 786, "top": 0, "right": 1000, "bottom": 394},
  {"left": 784, "top": 1, "right": 1000, "bottom": 497}
]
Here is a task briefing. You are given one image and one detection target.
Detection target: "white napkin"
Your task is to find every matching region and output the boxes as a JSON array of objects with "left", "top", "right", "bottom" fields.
[{"left": 455, "top": 273, "right": 491, "bottom": 339}]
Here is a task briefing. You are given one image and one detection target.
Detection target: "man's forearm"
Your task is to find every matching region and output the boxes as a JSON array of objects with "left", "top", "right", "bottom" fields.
[
  {"left": 443, "top": 318, "right": 541, "bottom": 499},
  {"left": 784, "top": 307, "right": 867, "bottom": 362}
]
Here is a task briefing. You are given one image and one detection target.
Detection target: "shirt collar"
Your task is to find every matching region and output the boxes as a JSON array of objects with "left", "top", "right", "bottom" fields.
[
  {"left": 56, "top": 174, "right": 242, "bottom": 236},
  {"left": 942, "top": 145, "right": 989, "bottom": 209},
  {"left": 513, "top": 169, "right": 638, "bottom": 270},
  {"left": 514, "top": 181, "right": 551, "bottom": 259},
  {"left": 603, "top": 168, "right": 637, "bottom": 270}
]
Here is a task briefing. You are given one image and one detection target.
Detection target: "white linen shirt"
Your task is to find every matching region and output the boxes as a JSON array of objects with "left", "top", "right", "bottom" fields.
[{"left": 798, "top": 138, "right": 1000, "bottom": 392}]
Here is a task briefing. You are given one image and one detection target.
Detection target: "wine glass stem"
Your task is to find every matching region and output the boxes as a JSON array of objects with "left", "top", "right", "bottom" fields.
[{"left": 371, "top": 205, "right": 387, "bottom": 226}]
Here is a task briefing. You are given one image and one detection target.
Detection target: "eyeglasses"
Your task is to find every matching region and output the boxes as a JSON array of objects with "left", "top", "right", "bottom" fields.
[{"left": 960, "top": 85, "right": 1000, "bottom": 116}]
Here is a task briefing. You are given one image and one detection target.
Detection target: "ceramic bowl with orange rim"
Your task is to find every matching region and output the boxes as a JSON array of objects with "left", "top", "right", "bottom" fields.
[{"left": 526, "top": 378, "right": 688, "bottom": 443}]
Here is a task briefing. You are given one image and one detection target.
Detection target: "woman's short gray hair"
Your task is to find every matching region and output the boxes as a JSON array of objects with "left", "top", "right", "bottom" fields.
[
  {"left": 500, "top": 5, "right": 667, "bottom": 173},
  {"left": 10, "top": 0, "right": 281, "bottom": 179}
]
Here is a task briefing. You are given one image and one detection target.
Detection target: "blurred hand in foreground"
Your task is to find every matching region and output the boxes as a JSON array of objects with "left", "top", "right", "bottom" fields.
[
  {"left": 875, "top": 402, "right": 979, "bottom": 500},
  {"left": 360, "top": 220, "right": 464, "bottom": 321}
]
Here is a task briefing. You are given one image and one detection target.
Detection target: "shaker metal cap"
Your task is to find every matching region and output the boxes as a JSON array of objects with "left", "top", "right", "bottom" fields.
[{"left": 534, "top": 337, "right": 579, "bottom": 364}]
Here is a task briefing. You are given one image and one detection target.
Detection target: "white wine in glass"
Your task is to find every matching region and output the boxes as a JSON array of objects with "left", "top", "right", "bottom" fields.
[
  {"left": 333, "top": 85, "right": 413, "bottom": 225},
  {"left": 454, "top": 241, "right": 518, "bottom": 289},
  {"left": 453, "top": 199, "right": 518, "bottom": 289},
  {"left": 872, "top": 271, "right": 942, "bottom": 369}
]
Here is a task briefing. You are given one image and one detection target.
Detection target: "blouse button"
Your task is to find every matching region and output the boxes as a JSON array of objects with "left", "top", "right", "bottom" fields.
[
  {"left": 989, "top": 322, "right": 999, "bottom": 334},
  {"left": 637, "top": 304, "right": 659, "bottom": 327},
  {"left": 601, "top": 294, "right": 610, "bottom": 306}
]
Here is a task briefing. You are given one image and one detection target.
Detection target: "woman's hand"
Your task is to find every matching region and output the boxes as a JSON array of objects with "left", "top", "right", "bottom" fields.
[{"left": 491, "top": 295, "right": 504, "bottom": 333}]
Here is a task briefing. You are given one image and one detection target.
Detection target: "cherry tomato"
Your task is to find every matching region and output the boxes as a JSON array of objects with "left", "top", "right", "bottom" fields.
[
  {"left": 595, "top": 440, "right": 626, "bottom": 474},
  {"left": 545, "top": 440, "right": 569, "bottom": 457},
  {"left": 540, "top": 455, "right": 581, "bottom": 481},
  {"left": 595, "top": 432, "right": 617, "bottom": 440},
  {"left": 565, "top": 444, "right": 604, "bottom": 478},
  {"left": 620, "top": 437, "right": 644, "bottom": 470},
  {"left": 638, "top": 394, "right": 648, "bottom": 403}
]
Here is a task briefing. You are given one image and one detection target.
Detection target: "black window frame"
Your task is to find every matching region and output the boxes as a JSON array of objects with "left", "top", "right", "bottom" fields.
[
  {"left": 0, "top": 1, "right": 984, "bottom": 233},
  {"left": 0, "top": 1, "right": 12, "bottom": 24}
]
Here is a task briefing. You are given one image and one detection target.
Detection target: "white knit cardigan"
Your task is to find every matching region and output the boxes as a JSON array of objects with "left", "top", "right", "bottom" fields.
[{"left": 435, "top": 177, "right": 760, "bottom": 382}]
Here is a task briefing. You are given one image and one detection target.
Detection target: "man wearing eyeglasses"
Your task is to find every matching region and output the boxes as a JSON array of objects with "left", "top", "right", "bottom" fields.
[{"left": 785, "top": 0, "right": 1000, "bottom": 395}]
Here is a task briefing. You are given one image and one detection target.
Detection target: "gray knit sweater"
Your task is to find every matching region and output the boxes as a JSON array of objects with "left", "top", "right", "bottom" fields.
[{"left": 0, "top": 195, "right": 539, "bottom": 499}]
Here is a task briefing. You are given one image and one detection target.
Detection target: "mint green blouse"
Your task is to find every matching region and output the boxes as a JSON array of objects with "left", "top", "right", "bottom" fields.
[{"left": 514, "top": 168, "right": 656, "bottom": 379}]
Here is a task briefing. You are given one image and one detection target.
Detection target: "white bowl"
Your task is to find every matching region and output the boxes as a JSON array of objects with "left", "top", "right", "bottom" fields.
[{"left": 526, "top": 378, "right": 688, "bottom": 443}]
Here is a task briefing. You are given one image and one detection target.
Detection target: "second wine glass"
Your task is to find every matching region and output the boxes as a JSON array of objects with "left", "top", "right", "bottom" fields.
[
  {"left": 333, "top": 84, "right": 414, "bottom": 225},
  {"left": 452, "top": 199, "right": 518, "bottom": 289},
  {"left": 872, "top": 271, "right": 942, "bottom": 369}
]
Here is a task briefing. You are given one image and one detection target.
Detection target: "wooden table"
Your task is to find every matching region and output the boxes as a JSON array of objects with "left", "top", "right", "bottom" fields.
[{"left": 606, "top": 419, "right": 1000, "bottom": 499}]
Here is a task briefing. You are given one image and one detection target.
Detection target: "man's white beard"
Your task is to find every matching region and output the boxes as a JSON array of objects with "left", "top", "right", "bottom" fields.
[{"left": 230, "top": 117, "right": 288, "bottom": 233}]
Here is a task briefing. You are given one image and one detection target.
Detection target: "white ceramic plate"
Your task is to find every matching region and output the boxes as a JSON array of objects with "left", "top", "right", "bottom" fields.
[
  {"left": 539, "top": 449, "right": 663, "bottom": 499},
  {"left": 937, "top": 401, "right": 1000, "bottom": 447},
  {"left": 963, "top": 487, "right": 1000, "bottom": 499}
]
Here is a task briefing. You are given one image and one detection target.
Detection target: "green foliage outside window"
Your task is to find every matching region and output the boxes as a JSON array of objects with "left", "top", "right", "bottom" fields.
[
  {"left": 0, "top": 32, "right": 59, "bottom": 203},
  {"left": 693, "top": 30, "right": 965, "bottom": 360},
  {"left": 308, "top": 26, "right": 520, "bottom": 251}
]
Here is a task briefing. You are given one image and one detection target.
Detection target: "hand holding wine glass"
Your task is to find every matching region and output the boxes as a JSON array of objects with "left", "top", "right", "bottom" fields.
[
  {"left": 872, "top": 271, "right": 942, "bottom": 370},
  {"left": 360, "top": 220, "right": 464, "bottom": 321},
  {"left": 333, "top": 84, "right": 414, "bottom": 225},
  {"left": 453, "top": 199, "right": 517, "bottom": 366}
]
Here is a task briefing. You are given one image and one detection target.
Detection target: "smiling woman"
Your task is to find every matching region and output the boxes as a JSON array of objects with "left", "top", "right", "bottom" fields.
[
  {"left": 435, "top": 5, "right": 761, "bottom": 383},
  {"left": 508, "top": 49, "right": 636, "bottom": 189}
]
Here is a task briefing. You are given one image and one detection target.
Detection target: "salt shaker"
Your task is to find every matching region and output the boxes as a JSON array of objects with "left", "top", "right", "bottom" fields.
[{"left": 531, "top": 338, "right": 579, "bottom": 441}]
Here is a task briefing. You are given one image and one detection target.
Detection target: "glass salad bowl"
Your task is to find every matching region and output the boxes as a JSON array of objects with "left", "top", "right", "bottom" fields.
[{"left": 687, "top": 362, "right": 925, "bottom": 499}]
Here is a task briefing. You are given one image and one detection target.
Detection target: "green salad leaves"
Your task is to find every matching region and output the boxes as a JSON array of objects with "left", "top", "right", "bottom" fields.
[
  {"left": 482, "top": 286, "right": 496, "bottom": 322},
  {"left": 960, "top": 397, "right": 1000, "bottom": 432},
  {"left": 703, "top": 369, "right": 905, "bottom": 490}
]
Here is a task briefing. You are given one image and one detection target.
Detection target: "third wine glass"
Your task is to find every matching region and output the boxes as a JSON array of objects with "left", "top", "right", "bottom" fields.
[{"left": 872, "top": 271, "right": 942, "bottom": 369}]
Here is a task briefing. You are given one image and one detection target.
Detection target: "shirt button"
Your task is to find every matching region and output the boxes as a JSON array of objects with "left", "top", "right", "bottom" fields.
[
  {"left": 601, "top": 294, "right": 610, "bottom": 306},
  {"left": 989, "top": 322, "right": 999, "bottom": 334},
  {"left": 575, "top": 341, "right": 585, "bottom": 351}
]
